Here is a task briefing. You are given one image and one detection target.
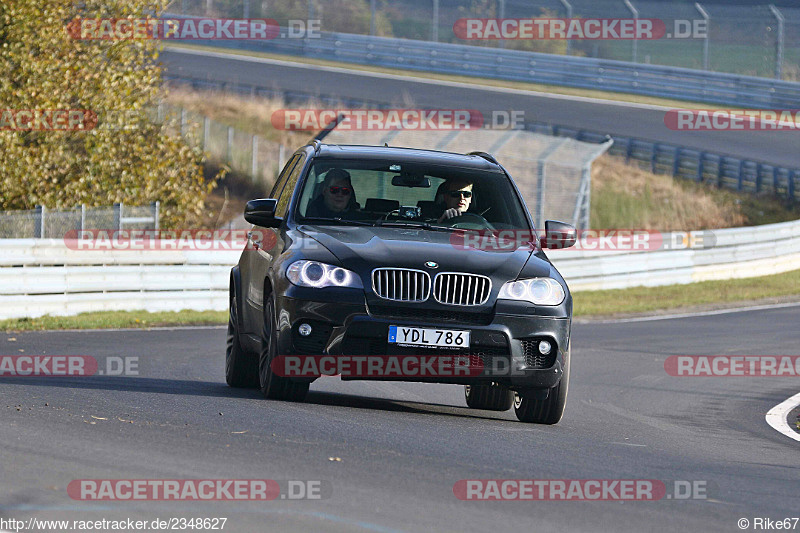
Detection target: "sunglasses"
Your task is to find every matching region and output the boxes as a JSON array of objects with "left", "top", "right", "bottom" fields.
[
  {"left": 447, "top": 190, "right": 473, "bottom": 199},
  {"left": 329, "top": 186, "right": 352, "bottom": 195}
]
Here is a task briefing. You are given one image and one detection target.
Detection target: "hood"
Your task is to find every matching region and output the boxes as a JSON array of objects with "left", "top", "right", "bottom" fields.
[{"left": 298, "top": 225, "right": 551, "bottom": 289}]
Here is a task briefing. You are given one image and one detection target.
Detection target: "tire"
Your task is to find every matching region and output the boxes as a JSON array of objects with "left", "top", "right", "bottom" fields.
[
  {"left": 464, "top": 383, "right": 514, "bottom": 411},
  {"left": 259, "top": 296, "right": 309, "bottom": 402},
  {"left": 225, "top": 295, "right": 258, "bottom": 388},
  {"left": 514, "top": 344, "right": 570, "bottom": 424}
]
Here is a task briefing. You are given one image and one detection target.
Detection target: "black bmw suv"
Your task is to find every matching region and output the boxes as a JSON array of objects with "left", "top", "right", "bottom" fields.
[{"left": 226, "top": 141, "right": 577, "bottom": 424}]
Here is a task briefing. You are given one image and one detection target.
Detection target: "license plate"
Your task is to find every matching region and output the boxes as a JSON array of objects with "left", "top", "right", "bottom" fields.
[{"left": 388, "top": 326, "right": 470, "bottom": 349}]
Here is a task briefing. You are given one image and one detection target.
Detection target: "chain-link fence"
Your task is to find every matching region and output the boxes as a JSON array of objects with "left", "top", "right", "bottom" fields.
[
  {"left": 324, "top": 128, "right": 612, "bottom": 229},
  {"left": 160, "top": 103, "right": 287, "bottom": 186},
  {"left": 0, "top": 203, "right": 159, "bottom": 239},
  {"left": 167, "top": 0, "right": 800, "bottom": 80}
]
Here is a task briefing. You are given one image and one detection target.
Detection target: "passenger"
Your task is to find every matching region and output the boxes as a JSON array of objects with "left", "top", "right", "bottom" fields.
[{"left": 305, "top": 169, "right": 358, "bottom": 218}]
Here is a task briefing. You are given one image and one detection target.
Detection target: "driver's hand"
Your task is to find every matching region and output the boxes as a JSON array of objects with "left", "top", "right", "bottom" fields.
[{"left": 437, "top": 208, "right": 462, "bottom": 223}]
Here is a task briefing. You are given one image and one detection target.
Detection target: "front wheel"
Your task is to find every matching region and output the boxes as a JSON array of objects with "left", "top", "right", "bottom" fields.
[
  {"left": 225, "top": 295, "right": 258, "bottom": 388},
  {"left": 259, "top": 296, "right": 309, "bottom": 402},
  {"left": 464, "top": 383, "right": 514, "bottom": 411},
  {"left": 514, "top": 344, "right": 570, "bottom": 424}
]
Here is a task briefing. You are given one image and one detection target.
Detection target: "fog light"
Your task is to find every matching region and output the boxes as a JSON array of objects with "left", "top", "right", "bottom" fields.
[
  {"left": 298, "top": 323, "right": 312, "bottom": 337},
  {"left": 538, "top": 340, "right": 552, "bottom": 355}
]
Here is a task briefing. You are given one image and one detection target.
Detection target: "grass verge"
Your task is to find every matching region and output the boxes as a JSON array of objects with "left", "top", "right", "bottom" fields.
[
  {"left": 573, "top": 268, "right": 800, "bottom": 317},
  {"left": 2, "top": 269, "right": 799, "bottom": 331},
  {"left": 0, "top": 310, "right": 227, "bottom": 332}
]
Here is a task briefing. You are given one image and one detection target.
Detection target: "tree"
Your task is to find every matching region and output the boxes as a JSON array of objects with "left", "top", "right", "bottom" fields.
[{"left": 0, "top": 0, "right": 216, "bottom": 227}]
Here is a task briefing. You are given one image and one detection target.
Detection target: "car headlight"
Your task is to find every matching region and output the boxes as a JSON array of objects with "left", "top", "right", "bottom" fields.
[
  {"left": 498, "top": 278, "right": 565, "bottom": 306},
  {"left": 287, "top": 261, "right": 363, "bottom": 289}
]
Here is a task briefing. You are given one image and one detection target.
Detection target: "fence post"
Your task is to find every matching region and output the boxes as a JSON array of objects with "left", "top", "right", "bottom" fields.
[
  {"left": 180, "top": 107, "right": 187, "bottom": 136},
  {"left": 673, "top": 147, "right": 681, "bottom": 177},
  {"left": 497, "top": 0, "right": 506, "bottom": 49},
  {"left": 243, "top": 0, "right": 249, "bottom": 18},
  {"left": 697, "top": 153, "right": 705, "bottom": 182},
  {"left": 559, "top": 0, "right": 573, "bottom": 55},
  {"left": 432, "top": 0, "right": 439, "bottom": 42},
  {"left": 152, "top": 201, "right": 160, "bottom": 231},
  {"left": 370, "top": 0, "right": 377, "bottom": 36},
  {"left": 278, "top": 143, "right": 286, "bottom": 173},
  {"left": 206, "top": 0, "right": 213, "bottom": 16},
  {"left": 695, "top": 3, "right": 710, "bottom": 70},
  {"left": 789, "top": 170, "right": 796, "bottom": 200},
  {"left": 769, "top": 5, "right": 785, "bottom": 80},
  {"left": 251, "top": 135, "right": 259, "bottom": 182},
  {"left": 623, "top": 0, "right": 638, "bottom": 63},
  {"left": 34, "top": 205, "right": 44, "bottom": 238},
  {"left": 113, "top": 202, "right": 122, "bottom": 231},
  {"left": 203, "top": 117, "right": 210, "bottom": 151},
  {"left": 80, "top": 204, "right": 86, "bottom": 232},
  {"left": 226, "top": 126, "right": 234, "bottom": 163}
]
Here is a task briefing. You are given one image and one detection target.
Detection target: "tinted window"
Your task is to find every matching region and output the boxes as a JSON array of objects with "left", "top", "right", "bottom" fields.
[{"left": 275, "top": 154, "right": 307, "bottom": 218}]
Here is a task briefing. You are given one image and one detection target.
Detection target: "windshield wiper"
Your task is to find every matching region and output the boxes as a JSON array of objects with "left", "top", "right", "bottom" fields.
[
  {"left": 374, "top": 220, "right": 476, "bottom": 233},
  {"left": 300, "top": 217, "right": 374, "bottom": 226}
]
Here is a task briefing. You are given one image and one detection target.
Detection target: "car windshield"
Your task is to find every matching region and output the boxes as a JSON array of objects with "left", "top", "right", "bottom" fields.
[{"left": 294, "top": 157, "right": 531, "bottom": 231}]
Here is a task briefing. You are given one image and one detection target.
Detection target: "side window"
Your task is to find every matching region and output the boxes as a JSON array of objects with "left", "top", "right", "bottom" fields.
[
  {"left": 275, "top": 155, "right": 307, "bottom": 218},
  {"left": 269, "top": 154, "right": 300, "bottom": 200}
]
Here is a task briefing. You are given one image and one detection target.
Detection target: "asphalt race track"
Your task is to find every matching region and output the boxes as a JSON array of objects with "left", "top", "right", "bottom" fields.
[
  {"left": 1, "top": 305, "right": 798, "bottom": 532},
  {"left": 162, "top": 48, "right": 800, "bottom": 169}
]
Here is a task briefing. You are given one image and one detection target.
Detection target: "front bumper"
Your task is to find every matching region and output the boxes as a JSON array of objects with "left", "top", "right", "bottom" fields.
[{"left": 275, "top": 289, "right": 570, "bottom": 391}]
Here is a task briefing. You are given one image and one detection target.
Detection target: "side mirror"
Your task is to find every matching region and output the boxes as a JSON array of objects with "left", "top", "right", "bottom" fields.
[
  {"left": 541, "top": 220, "right": 577, "bottom": 249},
  {"left": 244, "top": 199, "right": 282, "bottom": 228}
]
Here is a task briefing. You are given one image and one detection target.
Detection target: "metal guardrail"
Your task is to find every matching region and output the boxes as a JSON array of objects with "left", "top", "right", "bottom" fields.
[
  {"left": 547, "top": 219, "right": 800, "bottom": 291},
  {"left": 168, "top": 22, "right": 800, "bottom": 109},
  {"left": 164, "top": 74, "right": 800, "bottom": 201},
  {"left": 1, "top": 219, "right": 799, "bottom": 318}
]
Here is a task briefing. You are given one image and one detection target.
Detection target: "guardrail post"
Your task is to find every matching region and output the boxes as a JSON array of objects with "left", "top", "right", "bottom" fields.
[
  {"left": 650, "top": 144, "right": 658, "bottom": 173},
  {"left": 432, "top": 0, "right": 439, "bottom": 42},
  {"left": 151, "top": 201, "right": 160, "bottom": 231},
  {"left": 206, "top": 0, "right": 213, "bottom": 16},
  {"left": 790, "top": 170, "right": 796, "bottom": 200},
  {"left": 695, "top": 3, "right": 710, "bottom": 70},
  {"left": 697, "top": 154, "right": 705, "bottom": 182},
  {"left": 80, "top": 204, "right": 86, "bottom": 232},
  {"left": 243, "top": 0, "right": 249, "bottom": 18},
  {"left": 673, "top": 147, "right": 681, "bottom": 177},
  {"left": 114, "top": 202, "right": 122, "bottom": 231},
  {"left": 623, "top": 0, "right": 639, "bottom": 63},
  {"left": 737, "top": 160, "right": 745, "bottom": 191},
  {"left": 769, "top": 5, "right": 785, "bottom": 79},
  {"left": 755, "top": 163, "right": 763, "bottom": 193},
  {"left": 559, "top": 0, "right": 573, "bottom": 55},
  {"left": 717, "top": 157, "right": 724, "bottom": 188}
]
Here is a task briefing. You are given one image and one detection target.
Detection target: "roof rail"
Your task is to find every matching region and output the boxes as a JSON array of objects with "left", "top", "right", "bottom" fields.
[
  {"left": 310, "top": 139, "right": 323, "bottom": 153},
  {"left": 466, "top": 151, "right": 498, "bottom": 165}
]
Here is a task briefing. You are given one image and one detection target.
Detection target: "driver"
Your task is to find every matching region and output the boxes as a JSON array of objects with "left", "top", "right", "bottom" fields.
[{"left": 436, "top": 178, "right": 473, "bottom": 223}]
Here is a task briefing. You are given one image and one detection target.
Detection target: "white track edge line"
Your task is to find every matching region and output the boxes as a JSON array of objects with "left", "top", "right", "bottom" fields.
[{"left": 766, "top": 392, "right": 800, "bottom": 442}]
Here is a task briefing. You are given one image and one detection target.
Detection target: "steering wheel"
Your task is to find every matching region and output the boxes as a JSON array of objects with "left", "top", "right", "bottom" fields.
[{"left": 439, "top": 212, "right": 495, "bottom": 230}]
